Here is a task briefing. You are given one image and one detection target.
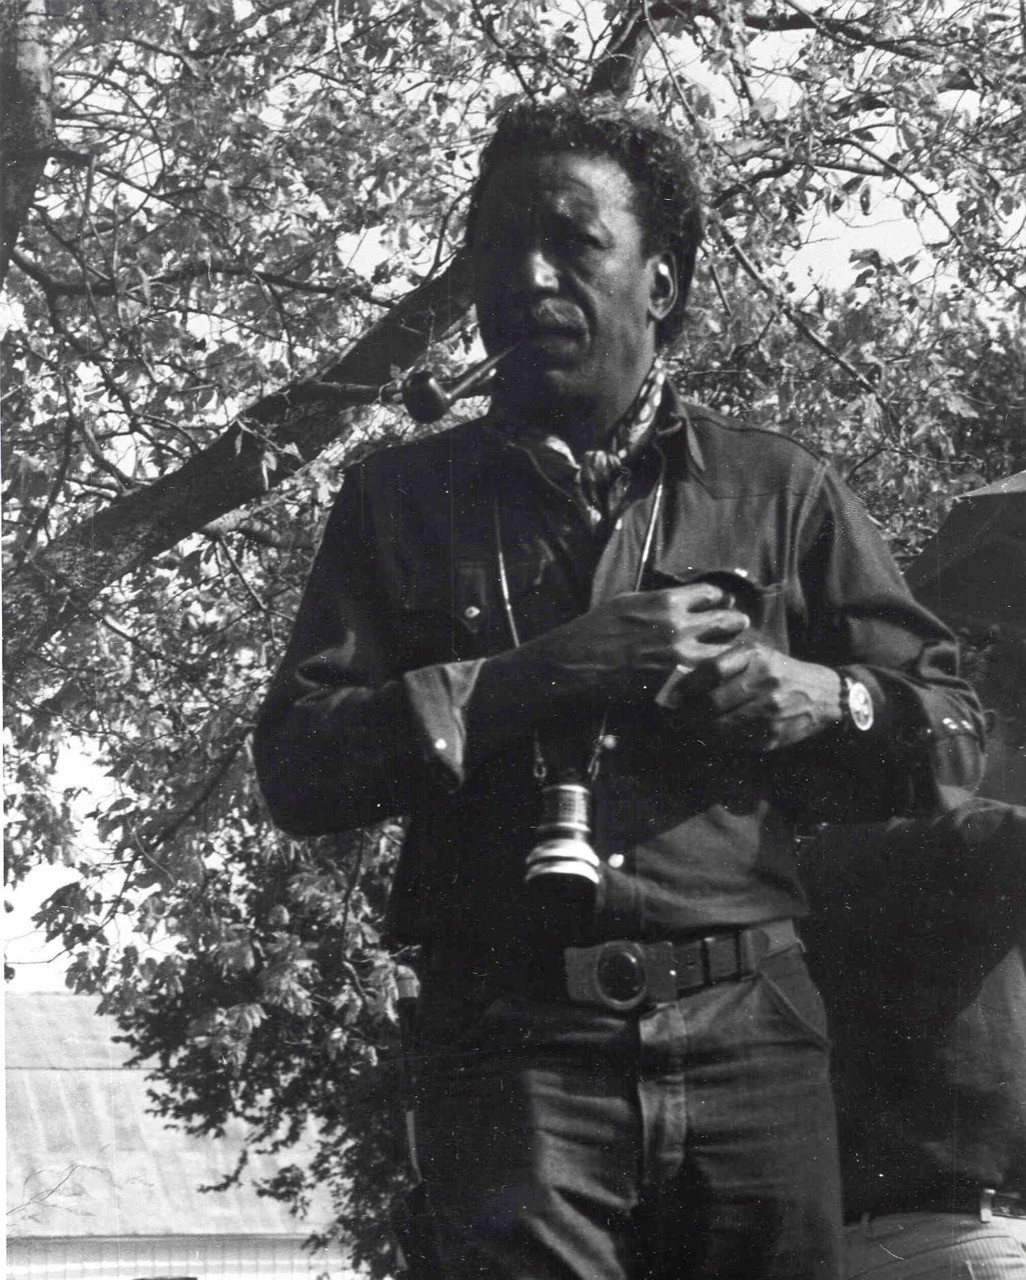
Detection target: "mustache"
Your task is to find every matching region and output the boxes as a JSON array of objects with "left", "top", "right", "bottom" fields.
[{"left": 511, "top": 300, "right": 587, "bottom": 337}]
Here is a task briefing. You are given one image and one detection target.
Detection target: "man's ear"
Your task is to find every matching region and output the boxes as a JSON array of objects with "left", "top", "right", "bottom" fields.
[{"left": 648, "top": 252, "right": 678, "bottom": 322}]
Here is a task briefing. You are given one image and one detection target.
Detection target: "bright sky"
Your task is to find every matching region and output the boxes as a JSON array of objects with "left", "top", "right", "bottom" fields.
[
  {"left": 5, "top": 865, "right": 80, "bottom": 991},
  {"left": 4, "top": 747, "right": 110, "bottom": 991}
]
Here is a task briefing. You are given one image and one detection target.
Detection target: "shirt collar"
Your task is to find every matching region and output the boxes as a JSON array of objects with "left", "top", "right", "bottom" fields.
[
  {"left": 472, "top": 366, "right": 706, "bottom": 485},
  {"left": 659, "top": 381, "right": 706, "bottom": 474},
  {"left": 486, "top": 357, "right": 668, "bottom": 518}
]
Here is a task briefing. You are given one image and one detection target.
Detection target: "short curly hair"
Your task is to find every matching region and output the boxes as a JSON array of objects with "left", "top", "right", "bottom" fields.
[{"left": 465, "top": 96, "right": 703, "bottom": 350}]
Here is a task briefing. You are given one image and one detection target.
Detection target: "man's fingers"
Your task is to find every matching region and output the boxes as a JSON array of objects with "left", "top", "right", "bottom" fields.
[
  {"left": 713, "top": 644, "right": 753, "bottom": 680},
  {"left": 685, "top": 583, "right": 731, "bottom": 611},
  {"left": 702, "top": 650, "right": 758, "bottom": 712},
  {"left": 656, "top": 638, "right": 752, "bottom": 706},
  {"left": 664, "top": 582, "right": 729, "bottom": 611},
  {"left": 681, "top": 609, "right": 749, "bottom": 643}
]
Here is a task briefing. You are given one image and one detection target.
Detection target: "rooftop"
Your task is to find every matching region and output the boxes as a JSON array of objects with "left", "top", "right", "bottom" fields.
[{"left": 6, "top": 992, "right": 337, "bottom": 1240}]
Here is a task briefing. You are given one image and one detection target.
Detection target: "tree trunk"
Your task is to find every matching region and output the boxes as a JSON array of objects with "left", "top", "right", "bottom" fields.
[
  {"left": 0, "top": 0, "right": 53, "bottom": 290},
  {"left": 4, "top": 254, "right": 476, "bottom": 677},
  {"left": 3, "top": 4, "right": 658, "bottom": 684}
]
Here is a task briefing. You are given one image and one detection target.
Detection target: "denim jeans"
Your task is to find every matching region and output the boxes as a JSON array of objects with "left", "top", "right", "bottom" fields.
[
  {"left": 414, "top": 943, "right": 842, "bottom": 1280},
  {"left": 844, "top": 1213, "right": 1026, "bottom": 1278}
]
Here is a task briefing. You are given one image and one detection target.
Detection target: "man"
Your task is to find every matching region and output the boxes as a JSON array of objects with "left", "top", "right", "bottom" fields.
[
  {"left": 802, "top": 636, "right": 1026, "bottom": 1278},
  {"left": 803, "top": 800, "right": 1026, "bottom": 1278},
  {"left": 255, "top": 98, "right": 984, "bottom": 1280}
]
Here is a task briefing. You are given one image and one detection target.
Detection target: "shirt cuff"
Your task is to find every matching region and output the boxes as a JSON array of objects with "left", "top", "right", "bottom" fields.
[
  {"left": 401, "top": 660, "right": 485, "bottom": 796},
  {"left": 840, "top": 663, "right": 986, "bottom": 809}
]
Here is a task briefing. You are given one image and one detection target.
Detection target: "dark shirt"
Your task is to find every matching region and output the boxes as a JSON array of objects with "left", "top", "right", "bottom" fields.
[
  {"left": 801, "top": 800, "right": 1026, "bottom": 1214},
  {"left": 255, "top": 388, "right": 984, "bottom": 952}
]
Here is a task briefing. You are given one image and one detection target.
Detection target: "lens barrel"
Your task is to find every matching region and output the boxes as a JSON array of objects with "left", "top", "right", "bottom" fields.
[{"left": 524, "top": 783, "right": 600, "bottom": 942}]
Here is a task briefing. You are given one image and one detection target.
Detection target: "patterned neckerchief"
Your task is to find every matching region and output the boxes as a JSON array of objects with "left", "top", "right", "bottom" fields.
[{"left": 490, "top": 356, "right": 668, "bottom": 527}]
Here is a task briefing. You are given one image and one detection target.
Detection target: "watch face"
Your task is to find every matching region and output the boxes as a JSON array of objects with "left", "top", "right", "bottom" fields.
[{"left": 848, "top": 680, "right": 874, "bottom": 732}]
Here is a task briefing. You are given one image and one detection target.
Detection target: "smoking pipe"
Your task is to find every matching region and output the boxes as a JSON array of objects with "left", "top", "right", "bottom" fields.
[{"left": 400, "top": 342, "right": 518, "bottom": 423}]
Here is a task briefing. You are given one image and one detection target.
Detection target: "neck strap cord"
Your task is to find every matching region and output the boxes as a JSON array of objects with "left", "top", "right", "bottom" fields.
[{"left": 493, "top": 475, "right": 665, "bottom": 783}]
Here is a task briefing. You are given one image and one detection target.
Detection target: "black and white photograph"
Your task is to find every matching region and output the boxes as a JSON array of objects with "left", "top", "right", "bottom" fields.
[{"left": 3, "top": 3, "right": 1024, "bottom": 1278}]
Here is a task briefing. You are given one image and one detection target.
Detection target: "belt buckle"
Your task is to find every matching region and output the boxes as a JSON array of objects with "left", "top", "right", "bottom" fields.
[{"left": 565, "top": 941, "right": 677, "bottom": 1012}]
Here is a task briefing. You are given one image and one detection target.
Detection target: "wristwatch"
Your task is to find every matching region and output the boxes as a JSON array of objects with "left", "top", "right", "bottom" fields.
[{"left": 839, "top": 672, "right": 874, "bottom": 732}]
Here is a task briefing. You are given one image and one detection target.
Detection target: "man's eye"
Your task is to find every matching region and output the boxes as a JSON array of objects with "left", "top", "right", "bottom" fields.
[{"left": 558, "top": 228, "right": 599, "bottom": 252}]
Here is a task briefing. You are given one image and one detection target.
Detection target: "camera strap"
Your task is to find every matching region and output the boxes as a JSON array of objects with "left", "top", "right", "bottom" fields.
[{"left": 492, "top": 475, "right": 664, "bottom": 785}]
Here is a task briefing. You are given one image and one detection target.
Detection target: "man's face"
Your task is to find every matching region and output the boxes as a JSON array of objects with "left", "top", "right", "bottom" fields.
[{"left": 471, "top": 151, "right": 675, "bottom": 429}]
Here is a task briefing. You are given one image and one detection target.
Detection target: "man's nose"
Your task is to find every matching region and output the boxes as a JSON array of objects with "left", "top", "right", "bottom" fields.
[{"left": 511, "top": 244, "right": 560, "bottom": 294}]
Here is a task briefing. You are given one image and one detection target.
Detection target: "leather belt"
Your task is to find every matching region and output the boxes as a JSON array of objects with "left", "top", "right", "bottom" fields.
[
  {"left": 555, "top": 919, "right": 798, "bottom": 1011},
  {"left": 870, "top": 1186, "right": 1026, "bottom": 1222},
  {"left": 426, "top": 921, "right": 799, "bottom": 1013}
]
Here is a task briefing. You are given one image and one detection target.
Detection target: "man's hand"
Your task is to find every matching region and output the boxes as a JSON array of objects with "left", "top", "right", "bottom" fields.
[
  {"left": 695, "top": 641, "right": 845, "bottom": 752},
  {"left": 519, "top": 583, "right": 749, "bottom": 705}
]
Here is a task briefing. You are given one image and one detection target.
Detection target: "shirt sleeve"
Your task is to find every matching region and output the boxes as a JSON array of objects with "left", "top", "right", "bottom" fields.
[
  {"left": 253, "top": 468, "right": 487, "bottom": 835},
  {"left": 777, "top": 464, "right": 986, "bottom": 822}
]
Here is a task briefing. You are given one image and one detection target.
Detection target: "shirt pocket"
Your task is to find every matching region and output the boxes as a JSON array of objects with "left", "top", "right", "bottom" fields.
[
  {"left": 647, "top": 564, "right": 792, "bottom": 653},
  {"left": 399, "top": 549, "right": 549, "bottom": 663}
]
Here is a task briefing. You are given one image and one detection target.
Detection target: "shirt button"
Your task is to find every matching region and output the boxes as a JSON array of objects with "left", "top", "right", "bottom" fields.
[
  {"left": 463, "top": 605, "right": 481, "bottom": 620},
  {"left": 433, "top": 737, "right": 447, "bottom": 752},
  {"left": 608, "top": 853, "right": 625, "bottom": 869}
]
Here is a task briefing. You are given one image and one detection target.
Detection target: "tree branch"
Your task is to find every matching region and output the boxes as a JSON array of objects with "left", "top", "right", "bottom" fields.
[
  {"left": 97, "top": 731, "right": 252, "bottom": 927},
  {"left": 584, "top": 4, "right": 655, "bottom": 96},
  {"left": 714, "top": 220, "right": 884, "bottom": 402},
  {"left": 649, "top": 0, "right": 942, "bottom": 62},
  {"left": 12, "top": 397, "right": 76, "bottom": 572},
  {"left": 10, "top": 247, "right": 393, "bottom": 305},
  {"left": 4, "top": 1, "right": 667, "bottom": 685}
]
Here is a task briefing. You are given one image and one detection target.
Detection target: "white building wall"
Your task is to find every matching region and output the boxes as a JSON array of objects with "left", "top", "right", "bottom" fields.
[{"left": 5, "top": 1233, "right": 357, "bottom": 1280}]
